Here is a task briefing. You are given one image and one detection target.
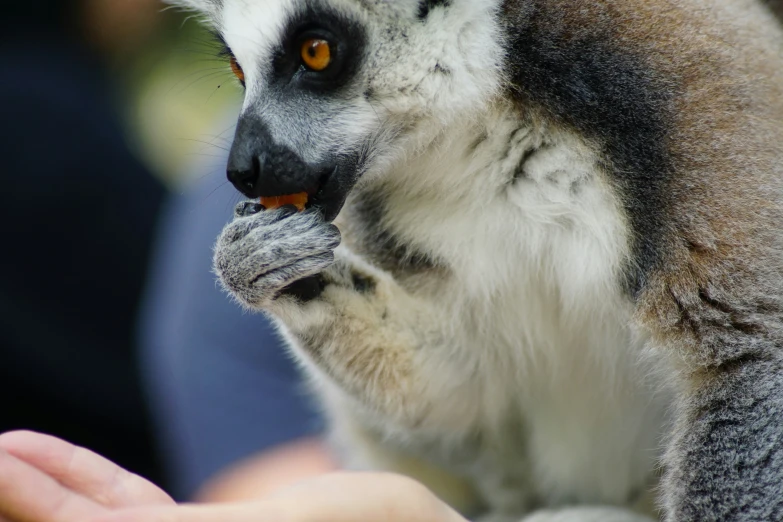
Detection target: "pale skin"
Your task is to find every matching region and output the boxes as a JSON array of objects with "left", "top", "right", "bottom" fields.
[
  {"left": 0, "top": 431, "right": 466, "bottom": 522},
  {"left": 195, "top": 438, "right": 339, "bottom": 502}
]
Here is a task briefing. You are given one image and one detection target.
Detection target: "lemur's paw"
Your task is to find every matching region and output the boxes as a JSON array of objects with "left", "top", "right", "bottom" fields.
[{"left": 214, "top": 202, "right": 341, "bottom": 308}]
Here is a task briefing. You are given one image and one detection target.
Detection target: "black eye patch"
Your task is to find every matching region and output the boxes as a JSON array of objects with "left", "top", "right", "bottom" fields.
[
  {"left": 271, "top": 6, "right": 366, "bottom": 94},
  {"left": 418, "top": 0, "right": 451, "bottom": 20}
]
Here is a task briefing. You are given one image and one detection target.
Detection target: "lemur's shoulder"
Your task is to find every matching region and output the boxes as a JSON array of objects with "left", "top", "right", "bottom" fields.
[
  {"left": 501, "top": 0, "right": 783, "bottom": 291},
  {"left": 499, "top": 2, "right": 783, "bottom": 348}
]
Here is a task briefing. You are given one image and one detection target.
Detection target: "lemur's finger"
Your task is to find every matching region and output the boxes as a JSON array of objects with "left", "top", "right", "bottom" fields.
[
  {"left": 0, "top": 432, "right": 173, "bottom": 510},
  {"left": 234, "top": 225, "right": 340, "bottom": 276},
  {"left": 239, "top": 253, "right": 335, "bottom": 306},
  {"left": 220, "top": 206, "right": 304, "bottom": 246},
  {"left": 235, "top": 201, "right": 264, "bottom": 217}
]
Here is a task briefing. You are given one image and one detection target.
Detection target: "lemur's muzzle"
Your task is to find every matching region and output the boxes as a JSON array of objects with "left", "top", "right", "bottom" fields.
[
  {"left": 227, "top": 115, "right": 360, "bottom": 222},
  {"left": 227, "top": 115, "right": 329, "bottom": 200}
]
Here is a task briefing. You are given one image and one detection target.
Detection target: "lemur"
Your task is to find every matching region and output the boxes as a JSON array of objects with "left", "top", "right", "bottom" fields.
[{"left": 171, "top": 0, "right": 783, "bottom": 520}]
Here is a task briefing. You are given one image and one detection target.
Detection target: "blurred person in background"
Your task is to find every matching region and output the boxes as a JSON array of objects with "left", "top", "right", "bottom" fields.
[{"left": 0, "top": 0, "right": 168, "bottom": 484}]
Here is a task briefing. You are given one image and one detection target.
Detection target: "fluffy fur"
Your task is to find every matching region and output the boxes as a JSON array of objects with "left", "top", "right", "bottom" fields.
[{"left": 172, "top": 0, "right": 783, "bottom": 520}]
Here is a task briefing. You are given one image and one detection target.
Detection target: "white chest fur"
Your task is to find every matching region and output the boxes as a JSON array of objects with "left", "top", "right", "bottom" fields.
[{"left": 345, "top": 110, "right": 673, "bottom": 507}]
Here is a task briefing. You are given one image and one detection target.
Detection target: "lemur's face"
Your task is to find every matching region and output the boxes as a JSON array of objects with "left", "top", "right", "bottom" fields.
[{"left": 178, "top": 0, "right": 500, "bottom": 220}]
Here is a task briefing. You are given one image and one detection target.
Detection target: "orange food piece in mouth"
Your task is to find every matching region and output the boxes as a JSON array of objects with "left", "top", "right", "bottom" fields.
[{"left": 260, "top": 192, "right": 309, "bottom": 211}]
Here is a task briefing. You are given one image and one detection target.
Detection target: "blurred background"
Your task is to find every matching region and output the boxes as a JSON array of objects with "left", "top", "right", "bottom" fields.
[{"left": 0, "top": 0, "right": 257, "bottom": 495}]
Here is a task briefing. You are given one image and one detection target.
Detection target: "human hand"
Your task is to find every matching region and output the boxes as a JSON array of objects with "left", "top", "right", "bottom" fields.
[
  {"left": 0, "top": 431, "right": 467, "bottom": 522},
  {"left": 0, "top": 431, "right": 174, "bottom": 522},
  {"left": 195, "top": 437, "right": 338, "bottom": 502},
  {"left": 97, "top": 472, "right": 468, "bottom": 522}
]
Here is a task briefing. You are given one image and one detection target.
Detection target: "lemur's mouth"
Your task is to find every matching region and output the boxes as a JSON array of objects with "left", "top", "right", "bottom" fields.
[
  {"left": 254, "top": 163, "right": 358, "bottom": 222},
  {"left": 305, "top": 161, "right": 360, "bottom": 222},
  {"left": 256, "top": 165, "right": 352, "bottom": 221}
]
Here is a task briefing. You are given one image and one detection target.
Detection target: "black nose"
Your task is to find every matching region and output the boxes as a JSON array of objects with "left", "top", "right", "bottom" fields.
[
  {"left": 227, "top": 115, "right": 318, "bottom": 199},
  {"left": 227, "top": 157, "right": 261, "bottom": 197}
]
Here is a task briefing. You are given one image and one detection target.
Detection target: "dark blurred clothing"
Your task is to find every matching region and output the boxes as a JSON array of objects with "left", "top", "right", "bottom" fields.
[
  {"left": 0, "top": 26, "right": 166, "bottom": 483},
  {"left": 139, "top": 171, "right": 323, "bottom": 501}
]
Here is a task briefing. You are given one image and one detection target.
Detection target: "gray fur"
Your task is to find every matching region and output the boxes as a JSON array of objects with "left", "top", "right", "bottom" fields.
[
  {"left": 663, "top": 355, "right": 783, "bottom": 521},
  {"left": 214, "top": 205, "right": 340, "bottom": 308}
]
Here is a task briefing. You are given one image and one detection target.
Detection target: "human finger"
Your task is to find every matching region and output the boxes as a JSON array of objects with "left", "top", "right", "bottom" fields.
[
  {"left": 0, "top": 448, "right": 108, "bottom": 522},
  {"left": 0, "top": 431, "right": 173, "bottom": 509}
]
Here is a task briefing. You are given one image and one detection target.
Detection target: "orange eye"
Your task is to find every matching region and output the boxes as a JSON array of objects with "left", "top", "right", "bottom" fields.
[
  {"left": 229, "top": 55, "right": 245, "bottom": 83},
  {"left": 301, "top": 39, "right": 331, "bottom": 71}
]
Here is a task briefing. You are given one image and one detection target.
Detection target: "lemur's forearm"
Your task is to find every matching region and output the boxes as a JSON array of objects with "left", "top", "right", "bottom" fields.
[
  {"left": 663, "top": 355, "right": 783, "bottom": 521},
  {"left": 215, "top": 206, "right": 447, "bottom": 424},
  {"left": 638, "top": 256, "right": 783, "bottom": 520},
  {"left": 272, "top": 250, "right": 443, "bottom": 423}
]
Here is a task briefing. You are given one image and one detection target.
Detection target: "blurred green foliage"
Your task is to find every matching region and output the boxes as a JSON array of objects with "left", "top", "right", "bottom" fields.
[{"left": 120, "top": 8, "right": 242, "bottom": 187}]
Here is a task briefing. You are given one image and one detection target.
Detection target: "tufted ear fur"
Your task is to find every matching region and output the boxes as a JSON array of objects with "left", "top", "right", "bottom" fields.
[{"left": 165, "top": 0, "right": 220, "bottom": 17}]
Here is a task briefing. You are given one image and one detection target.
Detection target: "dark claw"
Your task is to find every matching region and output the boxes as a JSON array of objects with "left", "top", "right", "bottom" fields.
[
  {"left": 279, "top": 275, "right": 327, "bottom": 302},
  {"left": 236, "top": 201, "right": 264, "bottom": 217}
]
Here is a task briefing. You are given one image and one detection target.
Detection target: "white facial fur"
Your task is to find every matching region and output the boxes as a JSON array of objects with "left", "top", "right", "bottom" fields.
[{"left": 178, "top": 0, "right": 504, "bottom": 173}]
